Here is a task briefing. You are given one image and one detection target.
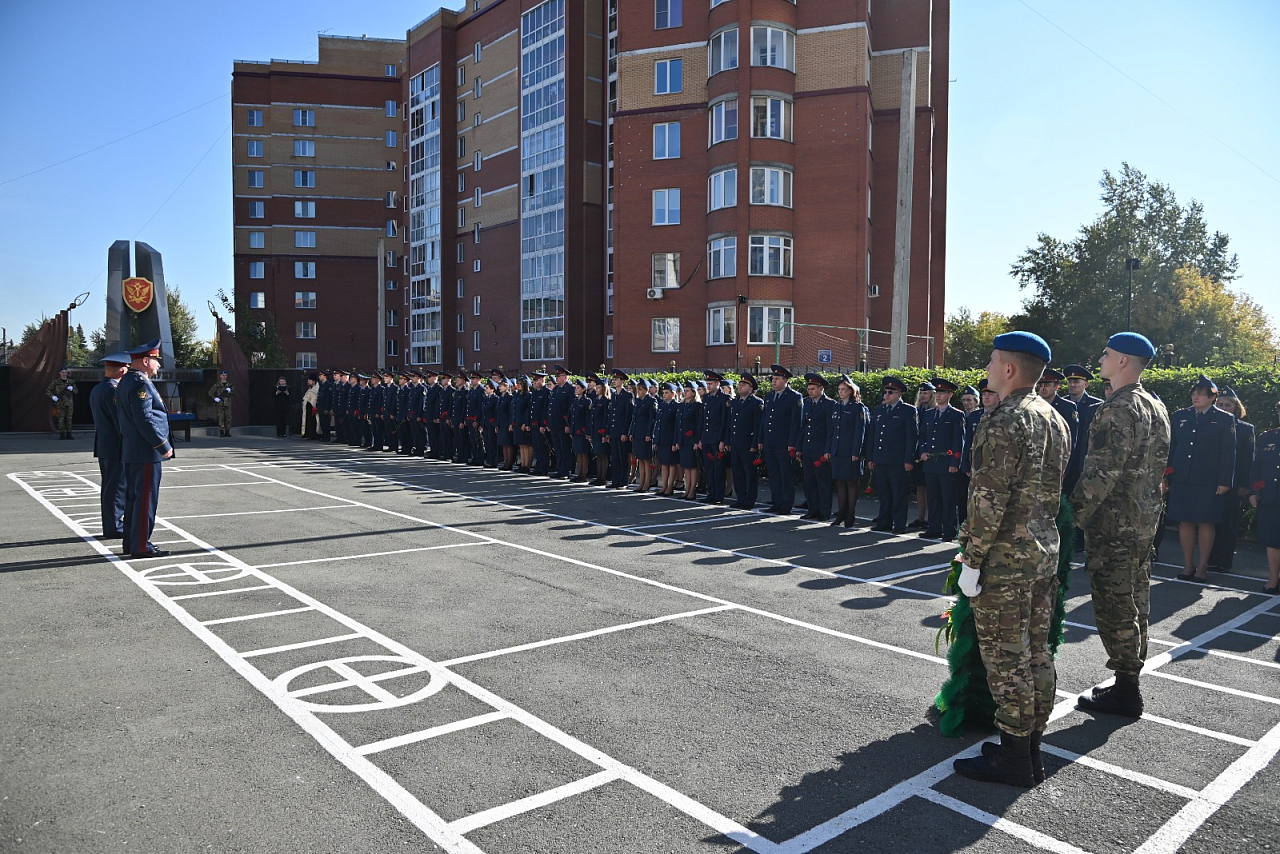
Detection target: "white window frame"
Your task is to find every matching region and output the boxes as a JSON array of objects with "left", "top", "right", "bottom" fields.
[
  {"left": 473, "top": 330, "right": 481, "bottom": 352},
  {"left": 750, "top": 96, "right": 792, "bottom": 141},
  {"left": 474, "top": 78, "right": 482, "bottom": 98},
  {"left": 386, "top": 99, "right": 397, "bottom": 117},
  {"left": 654, "top": 58, "right": 683, "bottom": 95},
  {"left": 655, "top": 0, "right": 682, "bottom": 29},
  {"left": 386, "top": 191, "right": 397, "bottom": 208},
  {"left": 653, "top": 122, "right": 681, "bottom": 159},
  {"left": 708, "top": 29, "right": 738, "bottom": 76},
  {"left": 387, "top": 340, "right": 400, "bottom": 358},
  {"left": 474, "top": 41, "right": 483, "bottom": 62},
  {"left": 707, "top": 236, "right": 737, "bottom": 279},
  {"left": 294, "top": 261, "right": 316, "bottom": 279},
  {"left": 295, "top": 200, "right": 316, "bottom": 218},
  {"left": 751, "top": 26, "right": 796, "bottom": 71},
  {"left": 651, "top": 318, "right": 680, "bottom": 353},
  {"left": 385, "top": 64, "right": 397, "bottom": 77},
  {"left": 249, "top": 291, "right": 266, "bottom": 308},
  {"left": 247, "top": 140, "right": 263, "bottom": 157},
  {"left": 293, "top": 108, "right": 314, "bottom": 127},
  {"left": 748, "top": 234, "right": 793, "bottom": 277},
  {"left": 652, "top": 188, "right": 681, "bottom": 225},
  {"left": 248, "top": 231, "right": 265, "bottom": 249},
  {"left": 296, "top": 351, "right": 318, "bottom": 369},
  {"left": 295, "top": 321, "right": 317, "bottom": 339},
  {"left": 750, "top": 166, "right": 793, "bottom": 207},
  {"left": 294, "top": 170, "right": 315, "bottom": 188},
  {"left": 708, "top": 168, "right": 737, "bottom": 211},
  {"left": 248, "top": 200, "right": 265, "bottom": 219},
  {"left": 748, "top": 305, "right": 794, "bottom": 345},
  {"left": 247, "top": 109, "right": 263, "bottom": 127},
  {"left": 652, "top": 252, "right": 680, "bottom": 288},
  {"left": 293, "top": 139, "right": 315, "bottom": 157},
  {"left": 387, "top": 308, "right": 399, "bottom": 327},
  {"left": 247, "top": 169, "right": 264, "bottom": 188},
  {"left": 248, "top": 262, "right": 265, "bottom": 280},
  {"left": 294, "top": 230, "right": 316, "bottom": 248},
  {"left": 707, "top": 305, "right": 736, "bottom": 346},
  {"left": 295, "top": 291, "right": 317, "bottom": 309},
  {"left": 386, "top": 220, "right": 398, "bottom": 238},
  {"left": 709, "top": 99, "right": 737, "bottom": 146},
  {"left": 606, "top": 334, "right": 614, "bottom": 359},
  {"left": 473, "top": 295, "right": 481, "bottom": 315}
]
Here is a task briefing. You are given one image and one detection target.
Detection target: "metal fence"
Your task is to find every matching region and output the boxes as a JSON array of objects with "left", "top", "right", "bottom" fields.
[{"left": 776, "top": 323, "right": 935, "bottom": 372}]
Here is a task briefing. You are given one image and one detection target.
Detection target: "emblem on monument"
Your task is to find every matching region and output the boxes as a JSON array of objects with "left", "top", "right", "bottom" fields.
[{"left": 123, "top": 276, "right": 155, "bottom": 313}]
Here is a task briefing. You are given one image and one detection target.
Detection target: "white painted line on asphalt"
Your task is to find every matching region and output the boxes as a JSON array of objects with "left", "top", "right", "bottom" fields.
[
  {"left": 1039, "top": 744, "right": 1200, "bottom": 799},
  {"left": 328, "top": 661, "right": 399, "bottom": 703},
  {"left": 169, "top": 584, "right": 277, "bottom": 601},
  {"left": 288, "top": 664, "right": 433, "bottom": 698},
  {"left": 164, "top": 504, "right": 354, "bottom": 519},
  {"left": 449, "top": 769, "right": 621, "bottom": 835},
  {"left": 917, "top": 790, "right": 1090, "bottom": 854},
  {"left": 257, "top": 542, "right": 486, "bottom": 569},
  {"left": 1228, "top": 627, "right": 1278, "bottom": 641},
  {"left": 865, "top": 563, "right": 952, "bottom": 583},
  {"left": 437, "top": 605, "right": 737, "bottom": 667},
  {"left": 240, "top": 633, "right": 366, "bottom": 658},
  {"left": 354, "top": 711, "right": 509, "bottom": 756},
  {"left": 1138, "top": 713, "right": 1258, "bottom": 748},
  {"left": 201, "top": 606, "right": 315, "bottom": 626},
  {"left": 1146, "top": 670, "right": 1280, "bottom": 705},
  {"left": 1150, "top": 567, "right": 1269, "bottom": 596},
  {"left": 161, "top": 481, "right": 268, "bottom": 489},
  {"left": 1197, "top": 647, "right": 1280, "bottom": 670},
  {"left": 631, "top": 514, "right": 750, "bottom": 530}
]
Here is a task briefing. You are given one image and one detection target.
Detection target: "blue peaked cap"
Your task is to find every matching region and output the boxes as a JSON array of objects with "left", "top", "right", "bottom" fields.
[{"left": 993, "top": 331, "right": 1051, "bottom": 364}]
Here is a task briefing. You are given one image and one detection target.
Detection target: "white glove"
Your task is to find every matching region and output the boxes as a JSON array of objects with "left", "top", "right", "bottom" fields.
[
  {"left": 51, "top": 395, "right": 59, "bottom": 402},
  {"left": 214, "top": 397, "right": 222, "bottom": 403},
  {"left": 66, "top": 385, "right": 74, "bottom": 391},
  {"left": 959, "top": 565, "right": 983, "bottom": 598},
  {"left": 226, "top": 386, "right": 232, "bottom": 392}
]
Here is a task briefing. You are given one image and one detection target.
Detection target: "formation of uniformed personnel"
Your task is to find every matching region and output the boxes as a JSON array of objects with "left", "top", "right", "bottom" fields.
[
  {"left": 758, "top": 365, "right": 802, "bottom": 514},
  {"left": 114, "top": 340, "right": 174, "bottom": 559},
  {"left": 1166, "top": 374, "right": 1237, "bottom": 581},
  {"left": 47, "top": 367, "right": 78, "bottom": 439},
  {"left": 629, "top": 378, "right": 658, "bottom": 492},
  {"left": 954, "top": 331, "right": 1070, "bottom": 788},
  {"left": 697, "top": 371, "right": 731, "bottom": 504},
  {"left": 798, "top": 373, "right": 834, "bottom": 520},
  {"left": 826, "top": 375, "right": 869, "bottom": 527},
  {"left": 1208, "top": 387, "right": 1255, "bottom": 573},
  {"left": 1070, "top": 332, "right": 1171, "bottom": 718},
  {"left": 89, "top": 352, "right": 130, "bottom": 538},
  {"left": 606, "top": 370, "right": 634, "bottom": 488},
  {"left": 316, "top": 370, "right": 334, "bottom": 441},
  {"left": 729, "top": 375, "right": 764, "bottom": 510},
  {"left": 1250, "top": 405, "right": 1280, "bottom": 595},
  {"left": 918, "top": 377, "right": 965, "bottom": 541},
  {"left": 868, "top": 376, "right": 917, "bottom": 533}
]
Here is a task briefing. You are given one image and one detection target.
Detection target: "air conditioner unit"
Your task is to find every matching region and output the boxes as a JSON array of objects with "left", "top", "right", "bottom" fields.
[
  {"left": 868, "top": 284, "right": 880, "bottom": 297},
  {"left": 646, "top": 287, "right": 664, "bottom": 300}
]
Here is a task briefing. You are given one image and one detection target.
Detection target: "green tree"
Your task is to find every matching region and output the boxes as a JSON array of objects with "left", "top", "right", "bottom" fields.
[
  {"left": 1007, "top": 163, "right": 1272, "bottom": 364},
  {"left": 87, "top": 327, "right": 107, "bottom": 363},
  {"left": 167, "top": 286, "right": 212, "bottom": 368},
  {"left": 945, "top": 307, "right": 1011, "bottom": 369},
  {"left": 217, "top": 288, "right": 287, "bottom": 368},
  {"left": 19, "top": 320, "right": 44, "bottom": 347},
  {"left": 66, "top": 324, "right": 90, "bottom": 366},
  {"left": 1168, "top": 265, "right": 1277, "bottom": 366}
]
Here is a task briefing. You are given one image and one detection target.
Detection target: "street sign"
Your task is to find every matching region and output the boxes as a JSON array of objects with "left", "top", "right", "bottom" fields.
[{"left": 817, "top": 349, "right": 833, "bottom": 364}]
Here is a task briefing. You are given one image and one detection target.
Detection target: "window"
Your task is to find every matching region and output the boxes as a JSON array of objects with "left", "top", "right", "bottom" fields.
[
  {"left": 708, "top": 29, "right": 738, "bottom": 76},
  {"left": 707, "top": 236, "right": 737, "bottom": 279},
  {"left": 386, "top": 99, "right": 397, "bottom": 117},
  {"left": 652, "top": 188, "right": 680, "bottom": 225},
  {"left": 249, "top": 231, "right": 265, "bottom": 249},
  {"left": 456, "top": 243, "right": 465, "bottom": 263},
  {"left": 249, "top": 291, "right": 266, "bottom": 308},
  {"left": 708, "top": 168, "right": 737, "bottom": 211},
  {"left": 248, "top": 200, "right": 264, "bottom": 219},
  {"left": 655, "top": 0, "right": 682, "bottom": 29},
  {"left": 458, "top": 172, "right": 466, "bottom": 193},
  {"left": 751, "top": 27, "right": 796, "bottom": 71},
  {"left": 750, "top": 166, "right": 792, "bottom": 207},
  {"left": 386, "top": 191, "right": 397, "bottom": 208},
  {"left": 653, "top": 122, "right": 681, "bottom": 159},
  {"left": 456, "top": 347, "right": 465, "bottom": 367},
  {"left": 748, "top": 305, "right": 794, "bottom": 345},
  {"left": 457, "top": 278, "right": 465, "bottom": 298},
  {"left": 387, "top": 279, "right": 398, "bottom": 291},
  {"left": 710, "top": 0, "right": 730, "bottom": 6},
  {"left": 751, "top": 96, "right": 792, "bottom": 140},
  {"left": 651, "top": 318, "right": 680, "bottom": 352},
  {"left": 247, "top": 170, "right": 263, "bottom": 188},
  {"left": 708, "top": 306, "right": 736, "bottom": 345},
  {"left": 385, "top": 220, "right": 398, "bottom": 237},
  {"left": 295, "top": 200, "right": 315, "bottom": 218},
  {"left": 457, "top": 314, "right": 465, "bottom": 333},
  {"left": 296, "top": 321, "right": 317, "bottom": 339},
  {"left": 296, "top": 351, "right": 318, "bottom": 369},
  {"left": 473, "top": 330, "right": 481, "bottom": 351},
  {"left": 458, "top": 136, "right": 466, "bottom": 157},
  {"left": 473, "top": 78, "right": 483, "bottom": 98},
  {"left": 385, "top": 64, "right": 397, "bottom": 77},
  {"left": 748, "top": 235, "right": 793, "bottom": 277},
  {"left": 249, "top": 262, "right": 265, "bottom": 279},
  {"left": 473, "top": 259, "right": 481, "bottom": 273},
  {"left": 709, "top": 99, "right": 737, "bottom": 145},
  {"left": 387, "top": 308, "right": 399, "bottom": 326},
  {"left": 474, "top": 187, "right": 483, "bottom": 207},
  {"left": 458, "top": 101, "right": 467, "bottom": 123},
  {"left": 473, "top": 223, "right": 481, "bottom": 243},
  {"left": 295, "top": 291, "right": 317, "bottom": 309},
  {"left": 652, "top": 252, "right": 680, "bottom": 288},
  {"left": 474, "top": 151, "right": 482, "bottom": 171},
  {"left": 295, "top": 231, "right": 316, "bottom": 248},
  {"left": 385, "top": 250, "right": 398, "bottom": 267},
  {"left": 606, "top": 334, "right": 614, "bottom": 359},
  {"left": 386, "top": 130, "right": 397, "bottom": 147},
  {"left": 474, "top": 41, "right": 483, "bottom": 62},
  {"left": 654, "top": 58, "right": 683, "bottom": 94},
  {"left": 457, "top": 66, "right": 465, "bottom": 86},
  {"left": 458, "top": 207, "right": 466, "bottom": 228},
  {"left": 295, "top": 261, "right": 316, "bottom": 279},
  {"left": 294, "top": 170, "right": 315, "bottom": 188},
  {"left": 293, "top": 139, "right": 315, "bottom": 157},
  {"left": 473, "top": 295, "right": 481, "bottom": 315},
  {"left": 293, "top": 109, "right": 314, "bottom": 127},
  {"left": 387, "top": 340, "right": 400, "bottom": 358},
  {"left": 247, "top": 109, "right": 263, "bottom": 127},
  {"left": 247, "top": 140, "right": 263, "bottom": 157}
]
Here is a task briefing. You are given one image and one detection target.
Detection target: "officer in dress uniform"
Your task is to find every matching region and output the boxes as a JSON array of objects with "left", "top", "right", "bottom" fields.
[
  {"left": 90, "top": 352, "right": 130, "bottom": 539},
  {"left": 729, "top": 375, "right": 764, "bottom": 510},
  {"left": 1248, "top": 411, "right": 1280, "bottom": 595},
  {"left": 1166, "top": 374, "right": 1236, "bottom": 582},
  {"left": 1208, "top": 387, "right": 1255, "bottom": 573},
  {"left": 465, "top": 372, "right": 485, "bottom": 465},
  {"left": 47, "top": 367, "right": 78, "bottom": 439},
  {"left": 756, "top": 365, "right": 802, "bottom": 515},
  {"left": 1063, "top": 364, "right": 1101, "bottom": 552},
  {"left": 115, "top": 340, "right": 174, "bottom": 558},
  {"left": 919, "top": 377, "right": 965, "bottom": 541},
  {"left": 957, "top": 384, "right": 985, "bottom": 526},
  {"left": 826, "top": 375, "right": 870, "bottom": 528},
  {"left": 909, "top": 381, "right": 935, "bottom": 528},
  {"left": 1037, "top": 368, "right": 1082, "bottom": 496},
  {"left": 333, "top": 370, "right": 350, "bottom": 443},
  {"left": 606, "top": 370, "right": 634, "bottom": 488},
  {"left": 798, "top": 373, "right": 835, "bottom": 521},
  {"left": 868, "top": 377, "right": 918, "bottom": 533},
  {"left": 629, "top": 378, "right": 659, "bottom": 492},
  {"left": 345, "top": 371, "right": 361, "bottom": 446},
  {"left": 424, "top": 370, "right": 443, "bottom": 458},
  {"left": 698, "top": 371, "right": 731, "bottom": 504},
  {"left": 449, "top": 372, "right": 468, "bottom": 462},
  {"left": 529, "top": 371, "right": 552, "bottom": 474},
  {"left": 367, "top": 372, "right": 385, "bottom": 449},
  {"left": 482, "top": 377, "right": 500, "bottom": 468},
  {"left": 548, "top": 366, "right": 575, "bottom": 478},
  {"left": 315, "top": 370, "right": 333, "bottom": 441}
]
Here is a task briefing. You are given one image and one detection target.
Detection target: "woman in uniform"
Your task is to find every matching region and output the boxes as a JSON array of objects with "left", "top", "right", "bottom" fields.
[
  {"left": 1249, "top": 401, "right": 1280, "bottom": 594},
  {"left": 826, "top": 375, "right": 869, "bottom": 528},
  {"left": 656, "top": 381, "right": 679, "bottom": 496},
  {"left": 1208, "top": 387, "right": 1255, "bottom": 573},
  {"left": 677, "top": 382, "right": 702, "bottom": 500},
  {"left": 512, "top": 376, "right": 533, "bottom": 474},
  {"left": 571, "top": 379, "right": 592, "bottom": 482},
  {"left": 1165, "top": 375, "right": 1237, "bottom": 582},
  {"left": 630, "top": 378, "right": 658, "bottom": 493},
  {"left": 496, "top": 378, "right": 514, "bottom": 471},
  {"left": 591, "top": 375, "right": 611, "bottom": 486}
]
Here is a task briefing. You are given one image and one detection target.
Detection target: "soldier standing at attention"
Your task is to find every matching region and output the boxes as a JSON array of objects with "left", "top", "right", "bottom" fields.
[
  {"left": 207, "top": 370, "right": 234, "bottom": 437},
  {"left": 528, "top": 371, "right": 552, "bottom": 474},
  {"left": 826, "top": 375, "right": 870, "bottom": 528},
  {"left": 115, "top": 340, "right": 174, "bottom": 559},
  {"left": 909, "top": 381, "right": 935, "bottom": 528},
  {"left": 424, "top": 370, "right": 443, "bottom": 458},
  {"left": 954, "top": 331, "right": 1069, "bottom": 788},
  {"left": 316, "top": 370, "right": 333, "bottom": 441},
  {"left": 47, "top": 367, "right": 78, "bottom": 439},
  {"left": 1071, "top": 332, "right": 1170, "bottom": 717},
  {"left": 1166, "top": 374, "right": 1236, "bottom": 582},
  {"left": 697, "top": 371, "right": 731, "bottom": 504},
  {"left": 868, "top": 377, "right": 917, "bottom": 534},
  {"left": 919, "top": 377, "right": 965, "bottom": 541},
  {"left": 798, "top": 373, "right": 834, "bottom": 521},
  {"left": 90, "top": 352, "right": 130, "bottom": 539},
  {"left": 1208, "top": 388, "right": 1255, "bottom": 573},
  {"left": 757, "top": 365, "right": 802, "bottom": 515},
  {"left": 606, "top": 370, "right": 634, "bottom": 488},
  {"left": 1037, "top": 368, "right": 1082, "bottom": 496},
  {"left": 728, "top": 375, "right": 764, "bottom": 510},
  {"left": 548, "top": 366, "right": 575, "bottom": 478}
]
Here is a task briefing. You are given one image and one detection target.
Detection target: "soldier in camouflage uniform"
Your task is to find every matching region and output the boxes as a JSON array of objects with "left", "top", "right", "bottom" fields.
[
  {"left": 47, "top": 368, "right": 78, "bottom": 439},
  {"left": 954, "top": 331, "right": 1070, "bottom": 788},
  {"left": 1070, "top": 332, "right": 1171, "bottom": 718},
  {"left": 208, "top": 371, "right": 235, "bottom": 437}
]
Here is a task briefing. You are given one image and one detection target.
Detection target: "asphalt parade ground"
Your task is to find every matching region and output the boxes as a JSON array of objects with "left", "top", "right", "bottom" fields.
[{"left": 3, "top": 433, "right": 1278, "bottom": 854}]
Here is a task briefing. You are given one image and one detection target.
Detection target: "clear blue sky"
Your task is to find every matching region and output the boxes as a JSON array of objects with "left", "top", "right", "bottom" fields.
[{"left": 1, "top": 0, "right": 1275, "bottom": 350}]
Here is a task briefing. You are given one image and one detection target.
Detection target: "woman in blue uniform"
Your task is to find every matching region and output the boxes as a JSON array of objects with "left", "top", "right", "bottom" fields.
[
  {"left": 655, "top": 382, "right": 679, "bottom": 496},
  {"left": 957, "top": 383, "right": 984, "bottom": 525},
  {"left": 512, "top": 376, "right": 533, "bottom": 474},
  {"left": 630, "top": 379, "right": 659, "bottom": 493},
  {"left": 496, "top": 378, "right": 514, "bottom": 471},
  {"left": 677, "top": 382, "right": 702, "bottom": 500},
  {"left": 590, "top": 375, "right": 611, "bottom": 486},
  {"left": 1249, "top": 401, "right": 1280, "bottom": 594},
  {"left": 1165, "top": 375, "right": 1237, "bottom": 581},
  {"left": 826, "top": 375, "right": 870, "bottom": 528},
  {"left": 570, "top": 379, "right": 592, "bottom": 482},
  {"left": 481, "top": 381, "right": 499, "bottom": 468},
  {"left": 1208, "top": 387, "right": 1255, "bottom": 573}
]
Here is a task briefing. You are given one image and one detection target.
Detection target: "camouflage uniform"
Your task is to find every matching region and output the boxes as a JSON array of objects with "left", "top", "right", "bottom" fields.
[
  {"left": 959, "top": 386, "right": 1070, "bottom": 737},
  {"left": 1069, "top": 381, "right": 1170, "bottom": 676},
  {"left": 47, "top": 375, "right": 77, "bottom": 437},
  {"left": 208, "top": 379, "right": 234, "bottom": 435}
]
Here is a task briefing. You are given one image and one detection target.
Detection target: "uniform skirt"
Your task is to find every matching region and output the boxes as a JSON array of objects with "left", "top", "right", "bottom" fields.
[
  {"left": 497, "top": 425, "right": 512, "bottom": 447},
  {"left": 591, "top": 433, "right": 607, "bottom": 455},
  {"left": 572, "top": 432, "right": 591, "bottom": 456},
  {"left": 633, "top": 436, "right": 653, "bottom": 461},
  {"left": 657, "top": 442, "right": 678, "bottom": 467},
  {"left": 1256, "top": 501, "right": 1280, "bottom": 549},
  {"left": 1166, "top": 481, "right": 1225, "bottom": 524},
  {"left": 679, "top": 441, "right": 697, "bottom": 470},
  {"left": 831, "top": 456, "right": 863, "bottom": 481}
]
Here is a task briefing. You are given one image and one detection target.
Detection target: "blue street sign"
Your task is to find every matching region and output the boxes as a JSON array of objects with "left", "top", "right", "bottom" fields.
[{"left": 817, "top": 349, "right": 833, "bottom": 364}]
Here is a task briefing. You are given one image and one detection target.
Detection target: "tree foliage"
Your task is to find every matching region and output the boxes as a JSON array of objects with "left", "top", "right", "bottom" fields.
[
  {"left": 217, "top": 288, "right": 287, "bottom": 369},
  {"left": 167, "top": 286, "right": 212, "bottom": 368},
  {"left": 1009, "top": 163, "right": 1274, "bottom": 365},
  {"left": 67, "top": 324, "right": 91, "bottom": 366},
  {"left": 944, "top": 307, "right": 1011, "bottom": 369}
]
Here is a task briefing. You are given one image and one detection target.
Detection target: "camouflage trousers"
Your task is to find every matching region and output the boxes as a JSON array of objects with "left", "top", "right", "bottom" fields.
[
  {"left": 55, "top": 404, "right": 74, "bottom": 433},
  {"left": 971, "top": 573, "right": 1058, "bottom": 737},
  {"left": 1083, "top": 534, "right": 1151, "bottom": 676},
  {"left": 217, "top": 406, "right": 232, "bottom": 431}
]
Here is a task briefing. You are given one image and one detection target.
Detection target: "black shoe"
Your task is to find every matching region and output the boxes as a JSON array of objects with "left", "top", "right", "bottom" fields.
[
  {"left": 127, "top": 548, "right": 171, "bottom": 558},
  {"left": 843, "top": 517, "right": 859, "bottom": 528},
  {"left": 892, "top": 528, "right": 908, "bottom": 535},
  {"left": 99, "top": 532, "right": 124, "bottom": 540},
  {"left": 954, "top": 732, "right": 1035, "bottom": 788},
  {"left": 908, "top": 519, "right": 927, "bottom": 529},
  {"left": 870, "top": 524, "right": 891, "bottom": 532},
  {"left": 1077, "top": 673, "right": 1143, "bottom": 718},
  {"left": 982, "top": 731, "right": 1045, "bottom": 784},
  {"left": 1264, "top": 584, "right": 1279, "bottom": 595}
]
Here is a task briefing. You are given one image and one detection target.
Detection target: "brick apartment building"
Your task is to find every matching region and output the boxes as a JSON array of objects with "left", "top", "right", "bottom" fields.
[{"left": 233, "top": 0, "right": 946, "bottom": 374}]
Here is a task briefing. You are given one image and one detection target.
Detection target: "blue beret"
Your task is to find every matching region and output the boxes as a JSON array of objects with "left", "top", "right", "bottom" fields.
[
  {"left": 993, "top": 331, "right": 1052, "bottom": 364},
  {"left": 1106, "top": 332, "right": 1156, "bottom": 359}
]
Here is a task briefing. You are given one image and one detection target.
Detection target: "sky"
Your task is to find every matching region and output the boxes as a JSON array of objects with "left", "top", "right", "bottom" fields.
[{"left": 1, "top": 0, "right": 1276, "bottom": 349}]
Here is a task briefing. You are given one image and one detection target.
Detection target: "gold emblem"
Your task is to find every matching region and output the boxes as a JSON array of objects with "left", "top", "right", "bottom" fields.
[
  {"left": 137, "top": 389, "right": 149, "bottom": 400},
  {"left": 123, "top": 277, "right": 155, "bottom": 313}
]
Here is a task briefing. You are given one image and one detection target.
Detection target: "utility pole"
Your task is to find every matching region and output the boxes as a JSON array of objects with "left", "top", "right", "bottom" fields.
[{"left": 889, "top": 50, "right": 917, "bottom": 368}]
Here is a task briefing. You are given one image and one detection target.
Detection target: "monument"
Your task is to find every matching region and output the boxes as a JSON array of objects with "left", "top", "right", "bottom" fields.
[{"left": 106, "top": 240, "right": 179, "bottom": 406}]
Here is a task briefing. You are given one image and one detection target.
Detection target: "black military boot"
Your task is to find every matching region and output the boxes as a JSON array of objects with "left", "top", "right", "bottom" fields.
[
  {"left": 1077, "top": 672, "right": 1143, "bottom": 718},
  {"left": 983, "top": 730, "right": 1045, "bottom": 783},
  {"left": 955, "top": 732, "right": 1036, "bottom": 787}
]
